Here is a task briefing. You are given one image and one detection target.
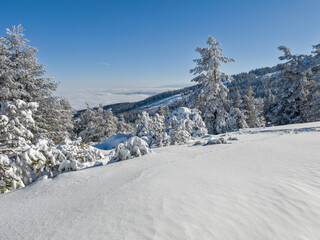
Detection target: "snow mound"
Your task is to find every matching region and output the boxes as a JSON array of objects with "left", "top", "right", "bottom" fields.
[
  {"left": 1, "top": 122, "right": 320, "bottom": 239},
  {"left": 112, "top": 136, "right": 152, "bottom": 161},
  {"left": 206, "top": 137, "right": 227, "bottom": 145},
  {"left": 94, "top": 133, "right": 131, "bottom": 150},
  {"left": 228, "top": 136, "right": 238, "bottom": 141}
]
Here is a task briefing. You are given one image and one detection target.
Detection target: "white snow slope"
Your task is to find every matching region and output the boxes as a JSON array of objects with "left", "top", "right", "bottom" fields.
[
  {"left": 1, "top": 122, "right": 320, "bottom": 240},
  {"left": 138, "top": 94, "right": 182, "bottom": 112}
]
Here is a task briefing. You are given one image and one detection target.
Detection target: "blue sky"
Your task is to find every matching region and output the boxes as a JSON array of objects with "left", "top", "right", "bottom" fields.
[{"left": 1, "top": 0, "right": 320, "bottom": 90}]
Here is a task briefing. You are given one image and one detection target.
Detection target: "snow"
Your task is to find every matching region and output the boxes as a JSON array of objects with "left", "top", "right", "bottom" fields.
[
  {"left": 139, "top": 93, "right": 182, "bottom": 112},
  {"left": 1, "top": 122, "right": 320, "bottom": 239},
  {"left": 94, "top": 133, "right": 131, "bottom": 150}
]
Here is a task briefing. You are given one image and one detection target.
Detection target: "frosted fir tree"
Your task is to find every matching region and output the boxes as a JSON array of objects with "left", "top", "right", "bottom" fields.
[
  {"left": 135, "top": 111, "right": 152, "bottom": 138},
  {"left": 103, "top": 108, "right": 118, "bottom": 138},
  {"left": 308, "top": 44, "right": 320, "bottom": 121},
  {"left": 157, "top": 105, "right": 170, "bottom": 118},
  {"left": 149, "top": 113, "right": 170, "bottom": 148},
  {"left": 270, "top": 46, "right": 312, "bottom": 125},
  {"left": 0, "top": 100, "right": 104, "bottom": 193},
  {"left": 0, "top": 154, "right": 25, "bottom": 193},
  {"left": 57, "top": 138, "right": 104, "bottom": 171},
  {"left": 77, "top": 104, "right": 100, "bottom": 143},
  {"left": 165, "top": 107, "right": 207, "bottom": 145},
  {"left": 264, "top": 89, "right": 276, "bottom": 125},
  {"left": 0, "top": 100, "right": 38, "bottom": 149},
  {"left": 0, "top": 25, "right": 58, "bottom": 102},
  {"left": 0, "top": 100, "right": 58, "bottom": 192},
  {"left": 241, "top": 87, "right": 260, "bottom": 128},
  {"left": 117, "top": 114, "right": 134, "bottom": 134},
  {"left": 233, "top": 90, "right": 242, "bottom": 109},
  {"left": 189, "top": 35, "right": 236, "bottom": 134},
  {"left": 0, "top": 44, "right": 11, "bottom": 98},
  {"left": 35, "top": 97, "right": 74, "bottom": 144},
  {"left": 0, "top": 25, "right": 74, "bottom": 140},
  {"left": 0, "top": 100, "right": 38, "bottom": 193},
  {"left": 77, "top": 105, "right": 118, "bottom": 143},
  {"left": 74, "top": 104, "right": 95, "bottom": 140},
  {"left": 229, "top": 91, "right": 248, "bottom": 129}
]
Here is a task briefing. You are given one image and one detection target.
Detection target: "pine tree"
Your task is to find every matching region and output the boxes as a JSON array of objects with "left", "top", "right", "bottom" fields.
[
  {"left": 264, "top": 89, "right": 275, "bottom": 125},
  {"left": 229, "top": 90, "right": 248, "bottom": 129},
  {"left": 78, "top": 104, "right": 104, "bottom": 143},
  {"left": 165, "top": 107, "right": 207, "bottom": 145},
  {"left": 104, "top": 108, "right": 118, "bottom": 138},
  {"left": 157, "top": 105, "right": 170, "bottom": 118},
  {"left": 149, "top": 113, "right": 170, "bottom": 147},
  {"left": 234, "top": 91, "right": 242, "bottom": 109},
  {"left": 35, "top": 97, "right": 74, "bottom": 143},
  {"left": 189, "top": 35, "right": 236, "bottom": 134},
  {"left": 135, "top": 111, "right": 152, "bottom": 138},
  {"left": 242, "top": 87, "right": 260, "bottom": 127},
  {"left": 270, "top": 46, "right": 312, "bottom": 125},
  {"left": 0, "top": 25, "right": 57, "bottom": 102},
  {"left": 0, "top": 25, "right": 74, "bottom": 140},
  {"left": 0, "top": 100, "right": 104, "bottom": 194},
  {"left": 76, "top": 105, "right": 118, "bottom": 143},
  {"left": 308, "top": 44, "right": 320, "bottom": 121},
  {"left": 76, "top": 105, "right": 117, "bottom": 143},
  {"left": 0, "top": 100, "right": 38, "bottom": 149},
  {"left": 117, "top": 114, "right": 134, "bottom": 134}
]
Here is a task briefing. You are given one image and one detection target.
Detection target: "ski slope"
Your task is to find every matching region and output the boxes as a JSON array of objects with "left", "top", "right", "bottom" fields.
[
  {"left": 138, "top": 94, "right": 182, "bottom": 112},
  {"left": 0, "top": 122, "right": 320, "bottom": 240}
]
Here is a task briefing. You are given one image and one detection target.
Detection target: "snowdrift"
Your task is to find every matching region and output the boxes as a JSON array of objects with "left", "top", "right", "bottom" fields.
[{"left": 0, "top": 122, "right": 320, "bottom": 239}]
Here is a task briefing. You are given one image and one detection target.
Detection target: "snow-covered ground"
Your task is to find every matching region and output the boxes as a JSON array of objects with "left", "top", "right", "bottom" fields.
[
  {"left": 1, "top": 122, "right": 320, "bottom": 240},
  {"left": 138, "top": 93, "right": 182, "bottom": 112}
]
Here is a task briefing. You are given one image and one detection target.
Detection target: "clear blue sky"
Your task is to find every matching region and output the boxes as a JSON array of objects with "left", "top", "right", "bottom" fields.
[{"left": 1, "top": 0, "right": 319, "bottom": 89}]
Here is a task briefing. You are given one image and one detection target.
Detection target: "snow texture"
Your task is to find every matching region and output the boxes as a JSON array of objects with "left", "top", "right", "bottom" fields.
[
  {"left": 112, "top": 136, "right": 152, "bottom": 161},
  {"left": 94, "top": 133, "right": 131, "bottom": 150},
  {"left": 0, "top": 122, "right": 320, "bottom": 239}
]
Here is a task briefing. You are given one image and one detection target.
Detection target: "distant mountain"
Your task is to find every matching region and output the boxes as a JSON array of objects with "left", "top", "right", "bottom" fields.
[
  {"left": 76, "top": 65, "right": 278, "bottom": 121},
  {"left": 75, "top": 84, "right": 199, "bottom": 118}
]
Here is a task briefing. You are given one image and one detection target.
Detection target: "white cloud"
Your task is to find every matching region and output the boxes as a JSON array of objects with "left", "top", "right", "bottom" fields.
[{"left": 55, "top": 87, "right": 180, "bottom": 110}]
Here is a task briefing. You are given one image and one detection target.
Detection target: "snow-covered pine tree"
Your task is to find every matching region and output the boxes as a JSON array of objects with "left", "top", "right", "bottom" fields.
[
  {"left": 135, "top": 111, "right": 152, "bottom": 138},
  {"left": 229, "top": 90, "right": 248, "bottom": 129},
  {"left": 104, "top": 108, "right": 118, "bottom": 138},
  {"left": 0, "top": 25, "right": 74, "bottom": 140},
  {"left": 117, "top": 114, "right": 134, "bottom": 134},
  {"left": 157, "top": 105, "right": 170, "bottom": 118},
  {"left": 77, "top": 104, "right": 99, "bottom": 143},
  {"left": 0, "top": 100, "right": 104, "bottom": 194},
  {"left": 0, "top": 100, "right": 63, "bottom": 193},
  {"left": 0, "top": 100, "right": 38, "bottom": 149},
  {"left": 77, "top": 105, "right": 117, "bottom": 143},
  {"left": 270, "top": 46, "right": 312, "bottom": 125},
  {"left": 35, "top": 97, "right": 74, "bottom": 143},
  {"left": 0, "top": 25, "right": 57, "bottom": 102},
  {"left": 234, "top": 90, "right": 242, "bottom": 109},
  {"left": 308, "top": 44, "right": 320, "bottom": 121},
  {"left": 76, "top": 105, "right": 118, "bottom": 143},
  {"left": 149, "top": 113, "right": 170, "bottom": 148},
  {"left": 189, "top": 35, "right": 236, "bottom": 134},
  {"left": 74, "top": 104, "right": 93, "bottom": 139},
  {"left": 264, "top": 89, "right": 276, "bottom": 125},
  {"left": 241, "top": 87, "right": 260, "bottom": 128},
  {"left": 165, "top": 107, "right": 207, "bottom": 145}
]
